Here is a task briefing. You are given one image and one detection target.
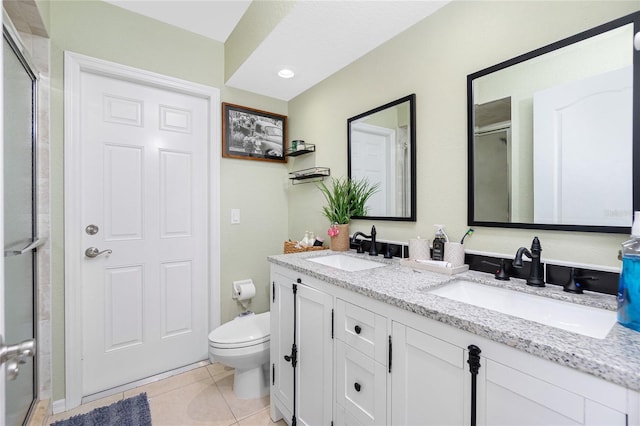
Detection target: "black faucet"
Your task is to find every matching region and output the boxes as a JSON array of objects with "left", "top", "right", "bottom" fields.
[
  {"left": 351, "top": 225, "right": 378, "bottom": 256},
  {"left": 513, "top": 236, "right": 545, "bottom": 287}
]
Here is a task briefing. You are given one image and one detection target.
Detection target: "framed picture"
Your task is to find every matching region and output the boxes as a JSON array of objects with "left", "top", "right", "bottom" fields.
[{"left": 222, "top": 103, "right": 288, "bottom": 163}]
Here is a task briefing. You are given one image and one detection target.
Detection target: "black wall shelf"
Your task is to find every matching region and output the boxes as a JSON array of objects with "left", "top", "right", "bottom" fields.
[
  {"left": 286, "top": 143, "right": 316, "bottom": 157},
  {"left": 289, "top": 167, "right": 330, "bottom": 184}
]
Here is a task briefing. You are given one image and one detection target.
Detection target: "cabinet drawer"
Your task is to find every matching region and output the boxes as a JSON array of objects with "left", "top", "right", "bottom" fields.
[
  {"left": 336, "top": 404, "right": 364, "bottom": 426},
  {"left": 336, "top": 341, "right": 387, "bottom": 426},
  {"left": 336, "top": 299, "right": 387, "bottom": 364}
]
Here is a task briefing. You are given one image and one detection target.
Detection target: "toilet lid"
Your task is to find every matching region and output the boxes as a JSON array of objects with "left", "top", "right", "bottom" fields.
[{"left": 208, "top": 312, "right": 270, "bottom": 346}]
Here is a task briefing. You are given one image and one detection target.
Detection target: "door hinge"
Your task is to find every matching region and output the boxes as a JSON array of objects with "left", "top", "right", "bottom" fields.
[
  {"left": 272, "top": 363, "right": 275, "bottom": 386},
  {"left": 292, "top": 415, "right": 297, "bottom": 426},
  {"left": 331, "top": 308, "right": 334, "bottom": 339},
  {"left": 272, "top": 281, "right": 275, "bottom": 303},
  {"left": 388, "top": 335, "right": 392, "bottom": 373},
  {"left": 293, "top": 279, "right": 300, "bottom": 293}
]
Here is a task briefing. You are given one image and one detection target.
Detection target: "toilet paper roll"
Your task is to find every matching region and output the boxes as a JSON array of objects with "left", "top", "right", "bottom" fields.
[
  {"left": 234, "top": 279, "right": 256, "bottom": 301},
  {"left": 409, "top": 238, "right": 430, "bottom": 260}
]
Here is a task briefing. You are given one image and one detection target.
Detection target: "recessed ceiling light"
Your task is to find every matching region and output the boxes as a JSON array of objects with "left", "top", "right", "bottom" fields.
[{"left": 278, "top": 69, "right": 295, "bottom": 79}]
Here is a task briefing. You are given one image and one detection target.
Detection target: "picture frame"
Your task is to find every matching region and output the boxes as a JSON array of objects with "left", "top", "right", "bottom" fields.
[{"left": 222, "top": 102, "right": 288, "bottom": 163}]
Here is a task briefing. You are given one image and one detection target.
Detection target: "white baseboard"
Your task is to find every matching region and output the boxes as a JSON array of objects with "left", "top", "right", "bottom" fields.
[{"left": 52, "top": 399, "right": 66, "bottom": 414}]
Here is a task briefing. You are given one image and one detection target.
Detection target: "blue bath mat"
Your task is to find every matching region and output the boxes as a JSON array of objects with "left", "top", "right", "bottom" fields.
[{"left": 51, "top": 393, "right": 152, "bottom": 426}]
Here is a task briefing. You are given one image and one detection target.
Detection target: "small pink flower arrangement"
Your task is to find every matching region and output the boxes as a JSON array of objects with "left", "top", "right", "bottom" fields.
[{"left": 327, "top": 223, "right": 340, "bottom": 237}]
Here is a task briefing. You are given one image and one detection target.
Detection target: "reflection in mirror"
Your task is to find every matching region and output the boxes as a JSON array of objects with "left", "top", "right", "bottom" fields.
[
  {"left": 474, "top": 97, "right": 512, "bottom": 222},
  {"left": 468, "top": 12, "right": 638, "bottom": 233},
  {"left": 348, "top": 94, "right": 416, "bottom": 221}
]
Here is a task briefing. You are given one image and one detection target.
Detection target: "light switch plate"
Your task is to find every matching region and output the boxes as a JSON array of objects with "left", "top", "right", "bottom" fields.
[{"left": 231, "top": 208, "right": 240, "bottom": 224}]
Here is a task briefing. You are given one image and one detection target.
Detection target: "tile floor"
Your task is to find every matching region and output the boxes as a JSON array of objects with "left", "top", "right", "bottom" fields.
[{"left": 45, "top": 363, "right": 287, "bottom": 426}]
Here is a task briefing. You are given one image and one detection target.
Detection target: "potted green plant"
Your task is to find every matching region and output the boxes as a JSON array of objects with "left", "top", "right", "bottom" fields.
[{"left": 317, "top": 177, "right": 380, "bottom": 251}]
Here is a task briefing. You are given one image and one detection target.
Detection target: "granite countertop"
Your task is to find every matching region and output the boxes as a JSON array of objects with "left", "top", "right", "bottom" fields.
[{"left": 268, "top": 249, "right": 640, "bottom": 392}]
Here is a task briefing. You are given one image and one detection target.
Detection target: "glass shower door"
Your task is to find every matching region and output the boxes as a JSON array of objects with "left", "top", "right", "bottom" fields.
[{"left": 3, "top": 30, "right": 37, "bottom": 426}]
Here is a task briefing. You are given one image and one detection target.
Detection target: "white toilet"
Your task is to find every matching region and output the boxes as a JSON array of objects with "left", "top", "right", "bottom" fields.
[{"left": 208, "top": 311, "right": 270, "bottom": 399}]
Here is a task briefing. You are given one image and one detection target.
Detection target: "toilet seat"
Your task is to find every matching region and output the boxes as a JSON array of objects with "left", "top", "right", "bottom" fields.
[{"left": 208, "top": 312, "right": 270, "bottom": 349}]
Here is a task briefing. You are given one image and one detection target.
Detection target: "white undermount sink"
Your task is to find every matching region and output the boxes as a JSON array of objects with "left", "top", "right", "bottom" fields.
[
  {"left": 307, "top": 254, "right": 386, "bottom": 272},
  {"left": 429, "top": 280, "right": 617, "bottom": 339}
]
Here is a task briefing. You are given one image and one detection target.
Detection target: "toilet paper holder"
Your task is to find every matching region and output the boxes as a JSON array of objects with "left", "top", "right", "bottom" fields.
[{"left": 233, "top": 279, "right": 256, "bottom": 309}]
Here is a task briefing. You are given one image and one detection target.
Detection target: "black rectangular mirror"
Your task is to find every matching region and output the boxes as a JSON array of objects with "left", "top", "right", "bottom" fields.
[
  {"left": 348, "top": 94, "right": 416, "bottom": 221},
  {"left": 467, "top": 12, "right": 639, "bottom": 233}
]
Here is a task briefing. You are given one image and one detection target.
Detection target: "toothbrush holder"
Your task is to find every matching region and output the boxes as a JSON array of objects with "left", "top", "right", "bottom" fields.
[{"left": 444, "top": 242, "right": 466, "bottom": 267}]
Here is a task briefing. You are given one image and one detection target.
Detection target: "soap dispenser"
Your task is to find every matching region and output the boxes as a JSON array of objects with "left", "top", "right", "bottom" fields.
[
  {"left": 432, "top": 225, "right": 448, "bottom": 261},
  {"left": 617, "top": 211, "right": 640, "bottom": 331}
]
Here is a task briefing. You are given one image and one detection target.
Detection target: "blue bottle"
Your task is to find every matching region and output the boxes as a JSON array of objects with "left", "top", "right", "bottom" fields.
[{"left": 617, "top": 212, "right": 640, "bottom": 331}]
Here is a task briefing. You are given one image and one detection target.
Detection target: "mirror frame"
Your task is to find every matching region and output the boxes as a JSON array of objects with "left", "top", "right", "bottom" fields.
[
  {"left": 467, "top": 12, "right": 639, "bottom": 234},
  {"left": 348, "top": 94, "right": 417, "bottom": 221}
]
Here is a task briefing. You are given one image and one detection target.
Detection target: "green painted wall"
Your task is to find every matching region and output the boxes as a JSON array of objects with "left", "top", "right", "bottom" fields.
[
  {"left": 287, "top": 1, "right": 640, "bottom": 267},
  {"left": 48, "top": 0, "right": 288, "bottom": 400}
]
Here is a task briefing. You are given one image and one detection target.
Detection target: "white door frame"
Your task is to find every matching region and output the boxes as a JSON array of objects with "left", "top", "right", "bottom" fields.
[{"left": 63, "top": 51, "right": 220, "bottom": 410}]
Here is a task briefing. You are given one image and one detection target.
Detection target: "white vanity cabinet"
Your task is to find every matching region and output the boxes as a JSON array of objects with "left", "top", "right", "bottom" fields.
[
  {"left": 270, "top": 267, "right": 333, "bottom": 426},
  {"left": 334, "top": 299, "right": 388, "bottom": 425},
  {"left": 269, "top": 262, "right": 639, "bottom": 426}
]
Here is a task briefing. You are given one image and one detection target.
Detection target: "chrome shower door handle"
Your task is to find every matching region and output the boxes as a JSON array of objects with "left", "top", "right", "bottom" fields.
[
  {"left": 85, "top": 247, "right": 112, "bottom": 258},
  {"left": 0, "top": 336, "right": 36, "bottom": 380},
  {"left": 4, "top": 238, "right": 46, "bottom": 257}
]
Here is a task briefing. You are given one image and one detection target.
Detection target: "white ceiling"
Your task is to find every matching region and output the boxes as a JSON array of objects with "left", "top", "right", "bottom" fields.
[{"left": 104, "top": 0, "right": 449, "bottom": 101}]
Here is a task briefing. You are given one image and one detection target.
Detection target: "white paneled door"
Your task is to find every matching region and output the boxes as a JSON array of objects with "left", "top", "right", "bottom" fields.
[
  {"left": 533, "top": 66, "right": 632, "bottom": 226},
  {"left": 78, "top": 69, "right": 209, "bottom": 396}
]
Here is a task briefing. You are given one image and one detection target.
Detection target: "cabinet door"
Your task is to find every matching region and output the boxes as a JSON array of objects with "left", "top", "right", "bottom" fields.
[
  {"left": 271, "top": 271, "right": 295, "bottom": 422},
  {"left": 391, "top": 322, "right": 466, "bottom": 426},
  {"left": 336, "top": 340, "right": 387, "bottom": 426},
  {"left": 297, "top": 283, "right": 334, "bottom": 426},
  {"left": 585, "top": 400, "right": 627, "bottom": 426},
  {"left": 484, "top": 359, "right": 584, "bottom": 425}
]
